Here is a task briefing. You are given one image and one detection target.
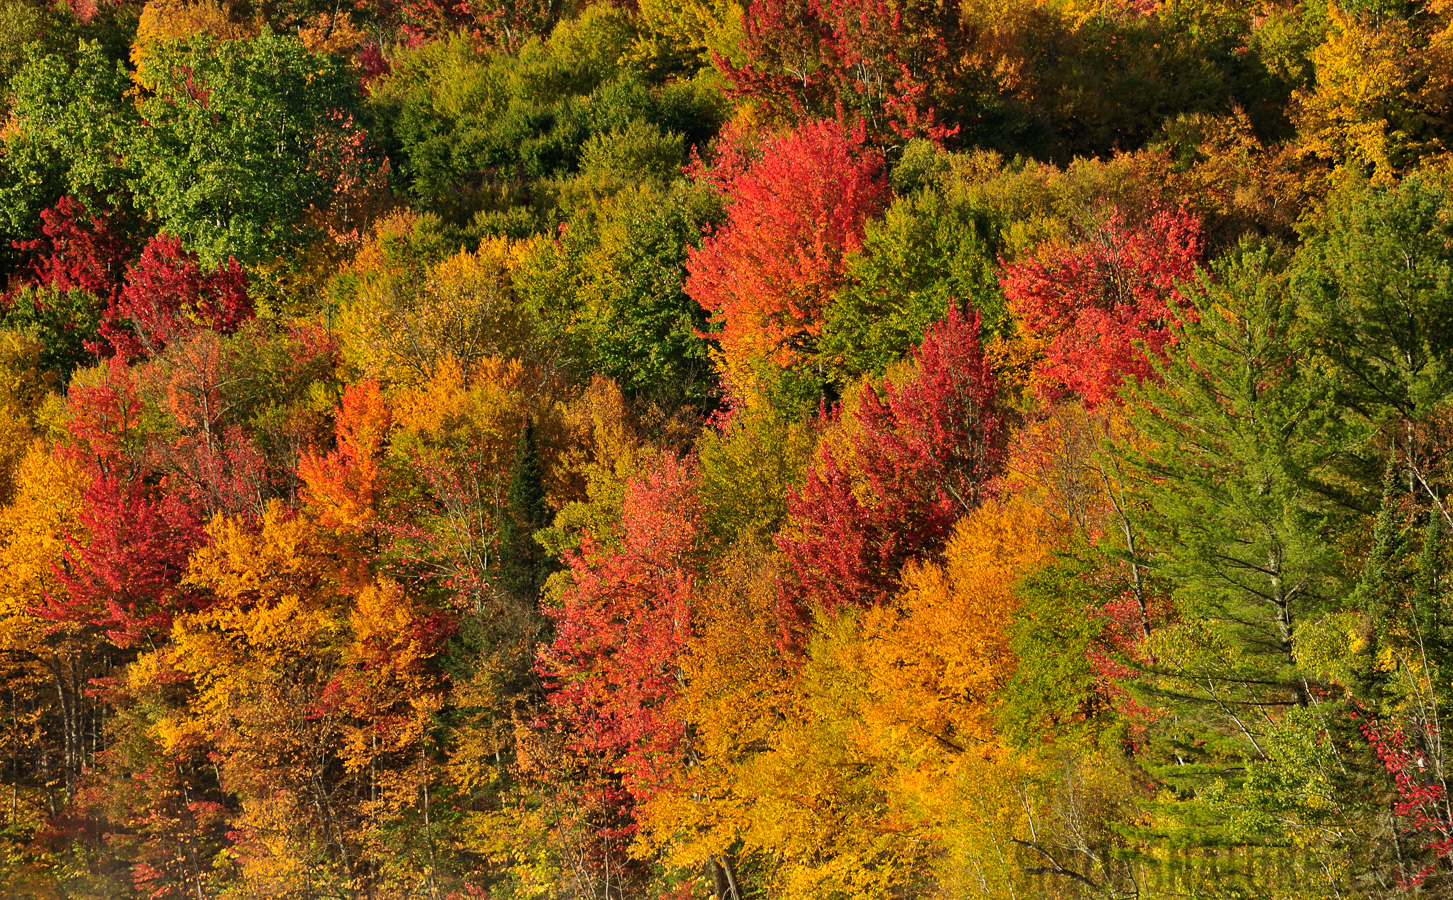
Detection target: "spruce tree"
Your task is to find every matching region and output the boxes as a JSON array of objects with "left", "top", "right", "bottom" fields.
[{"left": 499, "top": 419, "right": 552, "bottom": 605}]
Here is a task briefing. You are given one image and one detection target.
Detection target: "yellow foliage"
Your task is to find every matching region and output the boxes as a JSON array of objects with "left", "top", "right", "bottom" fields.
[
  {"left": 0, "top": 443, "right": 86, "bottom": 629},
  {"left": 635, "top": 0, "right": 744, "bottom": 66},
  {"left": 186, "top": 500, "right": 362, "bottom": 602},
  {"left": 338, "top": 222, "right": 528, "bottom": 387},
  {"left": 724, "top": 493, "right": 1068, "bottom": 900},
  {"left": 640, "top": 539, "right": 793, "bottom": 869},
  {"left": 698, "top": 402, "right": 814, "bottom": 541},
  {"left": 152, "top": 503, "right": 444, "bottom": 893},
  {"left": 222, "top": 789, "right": 345, "bottom": 898},
  {"left": 857, "top": 492, "right": 1067, "bottom": 766},
  {"left": 1292, "top": 6, "right": 1433, "bottom": 175},
  {"left": 296, "top": 11, "right": 366, "bottom": 56},
  {"left": 0, "top": 445, "right": 89, "bottom": 839},
  {"left": 0, "top": 331, "right": 54, "bottom": 504},
  {"left": 342, "top": 579, "right": 444, "bottom": 763},
  {"left": 392, "top": 353, "right": 563, "bottom": 549},
  {"left": 641, "top": 476, "right": 1105, "bottom": 898},
  {"left": 131, "top": 0, "right": 255, "bottom": 74},
  {"left": 710, "top": 610, "right": 937, "bottom": 900},
  {"left": 1006, "top": 401, "right": 1150, "bottom": 545},
  {"left": 392, "top": 355, "right": 530, "bottom": 445}
]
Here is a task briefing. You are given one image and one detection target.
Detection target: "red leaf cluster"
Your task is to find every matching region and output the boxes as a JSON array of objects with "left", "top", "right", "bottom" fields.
[
  {"left": 44, "top": 473, "right": 207, "bottom": 649},
  {"left": 776, "top": 307, "right": 1004, "bottom": 644},
  {"left": 40, "top": 353, "right": 253, "bottom": 646},
  {"left": 540, "top": 454, "right": 701, "bottom": 808},
  {"left": 1360, "top": 716, "right": 1453, "bottom": 887},
  {"left": 103, "top": 235, "right": 253, "bottom": 359},
  {"left": 686, "top": 118, "right": 888, "bottom": 371},
  {"left": 1001, "top": 206, "right": 1203, "bottom": 407},
  {"left": 10, "top": 196, "right": 128, "bottom": 301}
]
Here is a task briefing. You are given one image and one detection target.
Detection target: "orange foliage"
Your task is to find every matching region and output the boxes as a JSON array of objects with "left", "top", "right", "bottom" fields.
[
  {"left": 298, "top": 380, "right": 392, "bottom": 533},
  {"left": 858, "top": 491, "right": 1068, "bottom": 763}
]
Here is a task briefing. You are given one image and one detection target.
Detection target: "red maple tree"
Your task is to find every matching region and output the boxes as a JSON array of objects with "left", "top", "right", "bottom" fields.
[
  {"left": 539, "top": 454, "right": 701, "bottom": 809},
  {"left": 10, "top": 196, "right": 128, "bottom": 301},
  {"left": 39, "top": 361, "right": 209, "bottom": 647},
  {"left": 686, "top": 118, "right": 888, "bottom": 373},
  {"left": 102, "top": 235, "right": 253, "bottom": 359},
  {"left": 1001, "top": 205, "right": 1203, "bottom": 407},
  {"left": 776, "top": 306, "right": 1005, "bottom": 645}
]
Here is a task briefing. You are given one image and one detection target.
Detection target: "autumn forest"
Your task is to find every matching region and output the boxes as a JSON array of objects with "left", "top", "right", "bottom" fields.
[{"left": 1, "top": 0, "right": 1451, "bottom": 896}]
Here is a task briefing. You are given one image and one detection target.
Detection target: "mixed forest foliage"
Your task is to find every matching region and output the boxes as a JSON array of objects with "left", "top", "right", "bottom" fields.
[{"left": 5, "top": 0, "right": 1453, "bottom": 896}]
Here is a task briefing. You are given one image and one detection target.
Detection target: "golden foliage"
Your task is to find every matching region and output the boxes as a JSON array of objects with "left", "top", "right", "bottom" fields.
[
  {"left": 151, "top": 503, "right": 444, "bottom": 894},
  {"left": 640, "top": 538, "right": 793, "bottom": 870},
  {"left": 1292, "top": 5, "right": 1435, "bottom": 175},
  {"left": 0, "top": 444, "right": 89, "bottom": 823},
  {"left": 857, "top": 492, "right": 1067, "bottom": 765},
  {"left": 338, "top": 218, "right": 530, "bottom": 387},
  {"left": 0, "top": 331, "right": 54, "bottom": 504},
  {"left": 132, "top": 0, "right": 255, "bottom": 74},
  {"left": 0, "top": 443, "right": 86, "bottom": 629},
  {"left": 296, "top": 11, "right": 366, "bottom": 56}
]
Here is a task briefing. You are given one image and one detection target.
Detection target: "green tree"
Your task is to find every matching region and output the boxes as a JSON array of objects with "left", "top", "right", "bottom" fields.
[
  {"left": 1000, "top": 548, "right": 1117, "bottom": 749},
  {"left": 514, "top": 181, "right": 719, "bottom": 409},
  {"left": 499, "top": 419, "right": 552, "bottom": 603},
  {"left": 1120, "top": 240, "right": 1358, "bottom": 874},
  {"left": 0, "top": 40, "right": 137, "bottom": 252},
  {"left": 129, "top": 30, "right": 364, "bottom": 265},
  {"left": 820, "top": 180, "right": 1004, "bottom": 387},
  {"left": 1294, "top": 173, "right": 1453, "bottom": 426},
  {"left": 367, "top": 10, "right": 724, "bottom": 228},
  {"left": 1133, "top": 240, "right": 1347, "bottom": 714}
]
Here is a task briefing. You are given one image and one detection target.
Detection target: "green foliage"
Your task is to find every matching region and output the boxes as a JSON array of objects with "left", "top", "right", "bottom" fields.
[
  {"left": 821, "top": 185, "right": 1003, "bottom": 386},
  {"left": 129, "top": 30, "right": 362, "bottom": 265},
  {"left": 499, "top": 419, "right": 553, "bottom": 602},
  {"left": 369, "top": 11, "right": 726, "bottom": 228},
  {"left": 0, "top": 40, "right": 137, "bottom": 251},
  {"left": 1000, "top": 548, "right": 1114, "bottom": 748},
  {"left": 1112, "top": 240, "right": 1359, "bottom": 865},
  {"left": 513, "top": 180, "right": 720, "bottom": 408},
  {"left": 0, "top": 285, "right": 102, "bottom": 381},
  {"left": 0, "top": 0, "right": 136, "bottom": 111},
  {"left": 574, "top": 119, "right": 687, "bottom": 192},
  {"left": 1133, "top": 240, "right": 1347, "bottom": 704},
  {"left": 1294, "top": 172, "right": 1453, "bottom": 423}
]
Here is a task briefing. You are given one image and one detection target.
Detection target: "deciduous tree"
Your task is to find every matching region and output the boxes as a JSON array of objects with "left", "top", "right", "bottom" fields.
[
  {"left": 776, "top": 307, "right": 1004, "bottom": 642},
  {"left": 686, "top": 119, "right": 888, "bottom": 400},
  {"left": 1002, "top": 205, "right": 1203, "bottom": 407}
]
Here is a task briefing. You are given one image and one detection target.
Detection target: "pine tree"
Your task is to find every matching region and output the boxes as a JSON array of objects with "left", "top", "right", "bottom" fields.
[
  {"left": 1132, "top": 239, "right": 1348, "bottom": 715},
  {"left": 499, "top": 419, "right": 552, "bottom": 604},
  {"left": 1123, "top": 238, "right": 1359, "bottom": 869},
  {"left": 1295, "top": 173, "right": 1453, "bottom": 426}
]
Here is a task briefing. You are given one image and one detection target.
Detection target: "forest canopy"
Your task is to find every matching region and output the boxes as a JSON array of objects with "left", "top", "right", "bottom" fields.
[{"left": 3, "top": 0, "right": 1453, "bottom": 897}]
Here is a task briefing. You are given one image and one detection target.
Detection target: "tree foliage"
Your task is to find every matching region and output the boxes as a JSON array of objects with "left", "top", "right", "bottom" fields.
[
  {"left": 10, "top": 1, "right": 1453, "bottom": 897},
  {"left": 686, "top": 117, "right": 888, "bottom": 400}
]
